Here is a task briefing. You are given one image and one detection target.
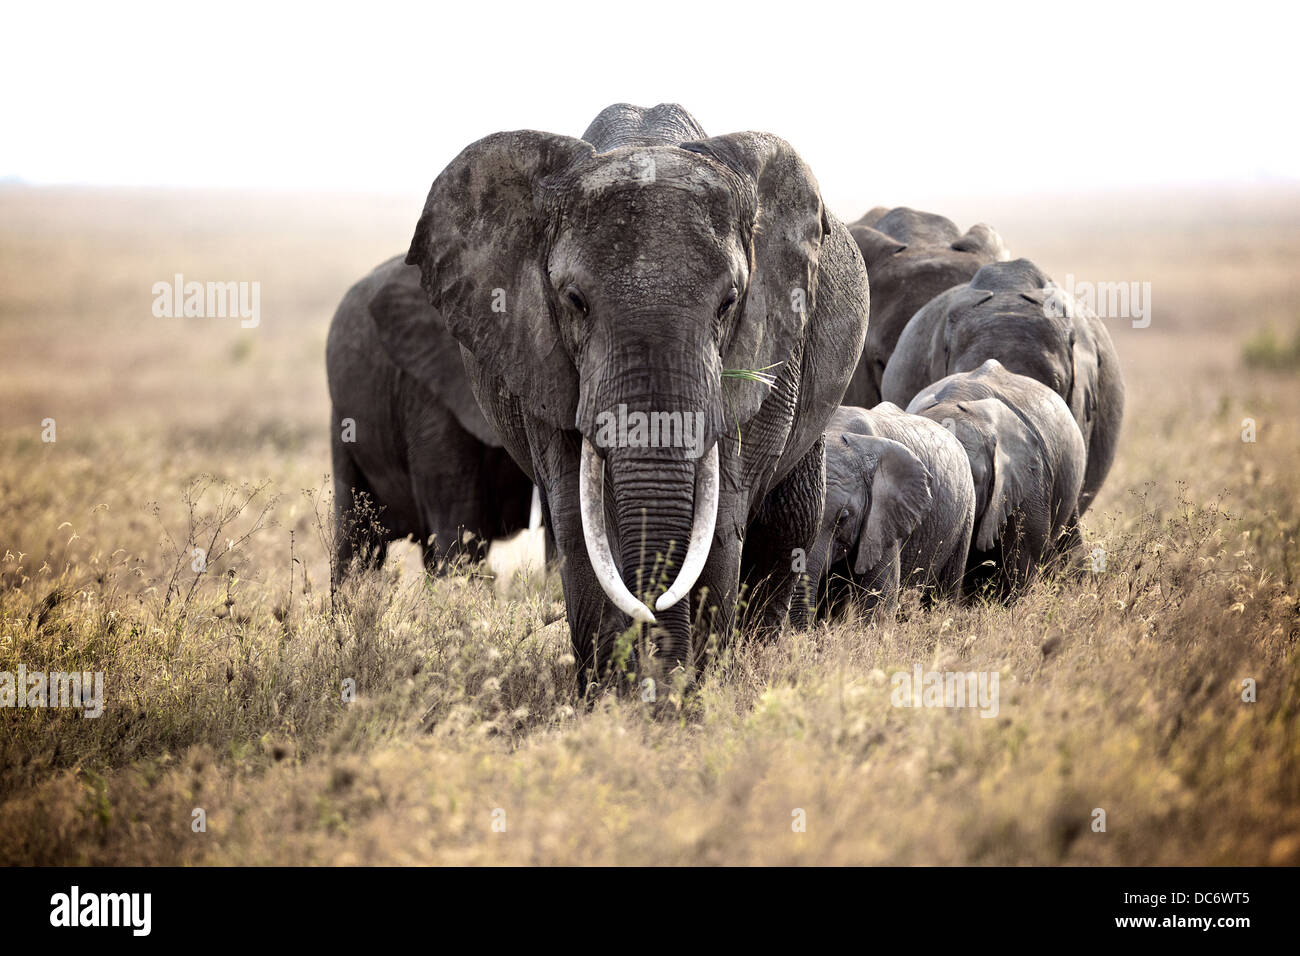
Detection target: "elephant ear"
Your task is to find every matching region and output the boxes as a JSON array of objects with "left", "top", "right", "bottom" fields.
[
  {"left": 945, "top": 285, "right": 995, "bottom": 318},
  {"left": 365, "top": 264, "right": 500, "bottom": 447},
  {"left": 1016, "top": 282, "right": 1100, "bottom": 428},
  {"left": 850, "top": 224, "right": 908, "bottom": 271},
  {"left": 402, "top": 130, "right": 595, "bottom": 430},
  {"left": 936, "top": 285, "right": 994, "bottom": 376},
  {"left": 951, "top": 223, "right": 1011, "bottom": 261},
  {"left": 682, "top": 132, "right": 827, "bottom": 424},
  {"left": 974, "top": 405, "right": 1037, "bottom": 552},
  {"left": 844, "top": 435, "right": 934, "bottom": 575},
  {"left": 1068, "top": 312, "right": 1101, "bottom": 439},
  {"left": 1016, "top": 279, "right": 1072, "bottom": 322}
]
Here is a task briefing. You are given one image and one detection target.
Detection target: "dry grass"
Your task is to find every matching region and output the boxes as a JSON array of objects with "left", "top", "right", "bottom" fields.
[{"left": 1, "top": 184, "right": 1298, "bottom": 865}]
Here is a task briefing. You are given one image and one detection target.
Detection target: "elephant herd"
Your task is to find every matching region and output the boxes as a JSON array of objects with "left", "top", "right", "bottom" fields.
[{"left": 326, "top": 102, "right": 1124, "bottom": 689}]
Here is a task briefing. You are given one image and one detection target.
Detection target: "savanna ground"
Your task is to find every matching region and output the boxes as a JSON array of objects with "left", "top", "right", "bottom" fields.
[{"left": 1, "top": 183, "right": 1297, "bottom": 865}]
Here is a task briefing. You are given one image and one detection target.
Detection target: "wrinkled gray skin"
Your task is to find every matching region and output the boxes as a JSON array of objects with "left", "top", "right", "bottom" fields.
[
  {"left": 386, "top": 104, "right": 869, "bottom": 687},
  {"left": 881, "top": 257, "right": 1124, "bottom": 515},
  {"left": 844, "top": 207, "right": 1009, "bottom": 408},
  {"left": 908, "top": 360, "right": 1085, "bottom": 597},
  {"left": 800, "top": 403, "right": 976, "bottom": 621},
  {"left": 326, "top": 256, "right": 536, "bottom": 581}
]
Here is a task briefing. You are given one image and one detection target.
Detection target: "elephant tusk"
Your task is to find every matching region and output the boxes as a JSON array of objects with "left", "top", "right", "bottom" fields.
[
  {"left": 528, "top": 485, "right": 543, "bottom": 532},
  {"left": 579, "top": 437, "right": 656, "bottom": 624},
  {"left": 655, "top": 443, "right": 719, "bottom": 612}
]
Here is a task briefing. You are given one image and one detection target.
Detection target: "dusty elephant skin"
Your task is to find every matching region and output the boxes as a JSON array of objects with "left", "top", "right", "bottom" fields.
[
  {"left": 908, "top": 360, "right": 1086, "bottom": 597},
  {"left": 881, "top": 257, "right": 1124, "bottom": 515},
  {"left": 326, "top": 256, "right": 536, "bottom": 581},
  {"left": 387, "top": 103, "right": 869, "bottom": 688},
  {"left": 801, "top": 403, "right": 975, "bottom": 622},
  {"left": 844, "top": 206, "right": 1009, "bottom": 408}
]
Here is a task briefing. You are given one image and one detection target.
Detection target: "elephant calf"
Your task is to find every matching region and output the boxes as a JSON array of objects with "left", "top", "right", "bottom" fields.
[
  {"left": 881, "top": 257, "right": 1123, "bottom": 516},
  {"left": 326, "top": 255, "right": 537, "bottom": 583},
  {"left": 801, "top": 403, "right": 976, "bottom": 622},
  {"left": 844, "top": 206, "right": 1010, "bottom": 408},
  {"left": 908, "top": 360, "right": 1085, "bottom": 598}
]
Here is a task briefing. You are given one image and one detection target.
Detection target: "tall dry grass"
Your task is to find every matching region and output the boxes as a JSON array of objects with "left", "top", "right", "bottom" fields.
[{"left": 0, "top": 185, "right": 1297, "bottom": 864}]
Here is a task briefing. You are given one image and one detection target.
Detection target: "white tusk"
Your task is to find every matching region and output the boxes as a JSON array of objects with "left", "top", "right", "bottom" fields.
[
  {"left": 655, "top": 443, "right": 719, "bottom": 612},
  {"left": 579, "top": 437, "right": 656, "bottom": 624},
  {"left": 528, "top": 485, "right": 542, "bottom": 532}
]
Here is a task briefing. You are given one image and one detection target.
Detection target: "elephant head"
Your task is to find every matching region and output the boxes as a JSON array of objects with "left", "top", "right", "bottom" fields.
[
  {"left": 845, "top": 207, "right": 1009, "bottom": 407},
  {"left": 940, "top": 260, "right": 1073, "bottom": 393},
  {"left": 809, "top": 433, "right": 933, "bottom": 590},
  {"left": 908, "top": 259, "right": 1100, "bottom": 446},
  {"left": 384, "top": 124, "right": 831, "bottom": 660},
  {"left": 912, "top": 395, "right": 1035, "bottom": 553}
]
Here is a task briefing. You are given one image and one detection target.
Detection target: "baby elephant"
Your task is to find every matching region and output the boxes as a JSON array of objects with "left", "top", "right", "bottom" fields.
[
  {"left": 908, "top": 360, "right": 1085, "bottom": 598},
  {"left": 326, "top": 256, "right": 538, "bottom": 585},
  {"left": 800, "top": 404, "right": 976, "bottom": 621}
]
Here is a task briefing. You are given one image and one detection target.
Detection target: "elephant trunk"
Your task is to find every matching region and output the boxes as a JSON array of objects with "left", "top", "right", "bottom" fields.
[
  {"left": 574, "top": 329, "right": 725, "bottom": 664},
  {"left": 578, "top": 439, "right": 719, "bottom": 665}
]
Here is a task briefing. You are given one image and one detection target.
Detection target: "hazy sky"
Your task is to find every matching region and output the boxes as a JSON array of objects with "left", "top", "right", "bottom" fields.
[{"left": 4, "top": 0, "right": 1296, "bottom": 208}]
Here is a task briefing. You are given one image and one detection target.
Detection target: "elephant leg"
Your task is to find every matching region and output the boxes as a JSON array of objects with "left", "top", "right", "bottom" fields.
[
  {"left": 527, "top": 424, "right": 625, "bottom": 693},
  {"left": 416, "top": 513, "right": 487, "bottom": 573},
  {"left": 685, "top": 485, "right": 747, "bottom": 668},
  {"left": 964, "top": 545, "right": 1005, "bottom": 601},
  {"left": 797, "top": 549, "right": 830, "bottom": 628},
  {"left": 330, "top": 433, "right": 359, "bottom": 585},
  {"left": 786, "top": 561, "right": 814, "bottom": 630},
  {"left": 1003, "top": 510, "right": 1052, "bottom": 596},
  {"left": 821, "top": 562, "right": 856, "bottom": 619},
  {"left": 936, "top": 540, "right": 969, "bottom": 603},
  {"left": 408, "top": 409, "right": 492, "bottom": 572},
  {"left": 1078, "top": 368, "right": 1123, "bottom": 517},
  {"left": 1052, "top": 510, "right": 1085, "bottom": 574},
  {"left": 420, "top": 527, "right": 489, "bottom": 576},
  {"left": 740, "top": 437, "right": 825, "bottom": 635},
  {"left": 896, "top": 543, "right": 938, "bottom": 607},
  {"left": 965, "top": 524, "right": 1025, "bottom": 601},
  {"left": 331, "top": 417, "right": 389, "bottom": 589},
  {"left": 853, "top": 548, "right": 902, "bottom": 622},
  {"left": 484, "top": 446, "right": 534, "bottom": 540}
]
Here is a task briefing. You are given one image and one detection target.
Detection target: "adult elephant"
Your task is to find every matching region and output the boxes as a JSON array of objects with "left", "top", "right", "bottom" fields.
[
  {"left": 843, "top": 207, "right": 1009, "bottom": 408},
  {"left": 384, "top": 103, "right": 869, "bottom": 687},
  {"left": 881, "top": 258, "right": 1123, "bottom": 515},
  {"left": 327, "top": 256, "right": 540, "bottom": 583}
]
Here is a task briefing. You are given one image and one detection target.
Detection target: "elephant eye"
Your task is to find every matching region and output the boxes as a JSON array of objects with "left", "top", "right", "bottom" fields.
[
  {"left": 837, "top": 507, "right": 851, "bottom": 523},
  {"left": 564, "top": 285, "right": 588, "bottom": 316},
  {"left": 716, "top": 287, "right": 738, "bottom": 320}
]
